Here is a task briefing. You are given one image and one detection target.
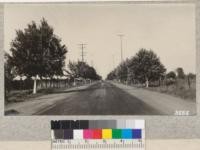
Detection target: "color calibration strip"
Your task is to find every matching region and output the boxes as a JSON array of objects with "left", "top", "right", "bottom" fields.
[
  {"left": 52, "top": 128, "right": 142, "bottom": 140},
  {"left": 51, "top": 120, "right": 145, "bottom": 149}
]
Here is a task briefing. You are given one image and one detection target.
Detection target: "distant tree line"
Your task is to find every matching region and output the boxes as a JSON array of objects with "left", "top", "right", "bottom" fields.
[
  {"left": 66, "top": 61, "right": 102, "bottom": 81},
  {"left": 106, "top": 48, "right": 195, "bottom": 88},
  {"left": 166, "top": 68, "right": 195, "bottom": 89}
]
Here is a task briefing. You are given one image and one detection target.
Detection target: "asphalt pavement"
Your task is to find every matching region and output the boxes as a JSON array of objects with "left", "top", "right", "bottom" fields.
[{"left": 36, "top": 81, "right": 162, "bottom": 115}]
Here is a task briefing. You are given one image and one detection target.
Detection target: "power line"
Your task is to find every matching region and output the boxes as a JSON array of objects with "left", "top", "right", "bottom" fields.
[{"left": 78, "top": 43, "right": 87, "bottom": 62}]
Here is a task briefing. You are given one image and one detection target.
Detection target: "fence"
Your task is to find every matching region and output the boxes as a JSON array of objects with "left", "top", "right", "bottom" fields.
[{"left": 7, "top": 78, "right": 92, "bottom": 91}]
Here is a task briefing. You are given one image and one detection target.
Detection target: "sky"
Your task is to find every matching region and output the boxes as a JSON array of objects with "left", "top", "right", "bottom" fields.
[{"left": 4, "top": 3, "right": 196, "bottom": 79}]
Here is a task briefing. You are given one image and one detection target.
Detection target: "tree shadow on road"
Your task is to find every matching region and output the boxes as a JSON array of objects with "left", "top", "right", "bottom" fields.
[{"left": 47, "top": 85, "right": 107, "bottom": 94}]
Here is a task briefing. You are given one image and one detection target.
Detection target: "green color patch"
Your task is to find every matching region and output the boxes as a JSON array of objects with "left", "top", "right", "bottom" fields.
[{"left": 112, "top": 129, "right": 122, "bottom": 139}]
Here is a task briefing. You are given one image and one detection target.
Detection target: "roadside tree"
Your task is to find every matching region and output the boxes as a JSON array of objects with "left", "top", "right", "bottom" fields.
[
  {"left": 176, "top": 67, "right": 185, "bottom": 79},
  {"left": 128, "top": 49, "right": 166, "bottom": 87},
  {"left": 166, "top": 71, "right": 176, "bottom": 80},
  {"left": 4, "top": 52, "right": 15, "bottom": 100},
  {"left": 9, "top": 18, "right": 67, "bottom": 93},
  {"left": 68, "top": 61, "right": 101, "bottom": 81}
]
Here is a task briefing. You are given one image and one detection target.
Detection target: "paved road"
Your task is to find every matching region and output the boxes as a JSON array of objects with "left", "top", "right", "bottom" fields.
[
  {"left": 36, "top": 81, "right": 160, "bottom": 115},
  {"left": 5, "top": 81, "right": 196, "bottom": 115}
]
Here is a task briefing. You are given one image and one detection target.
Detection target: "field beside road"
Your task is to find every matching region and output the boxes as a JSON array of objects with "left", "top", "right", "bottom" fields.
[{"left": 147, "top": 79, "right": 196, "bottom": 102}]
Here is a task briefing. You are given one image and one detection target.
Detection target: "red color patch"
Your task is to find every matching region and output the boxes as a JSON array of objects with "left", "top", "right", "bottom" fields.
[{"left": 92, "top": 129, "right": 102, "bottom": 139}]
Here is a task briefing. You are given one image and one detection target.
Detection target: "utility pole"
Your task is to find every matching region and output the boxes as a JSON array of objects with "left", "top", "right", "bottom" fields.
[
  {"left": 117, "top": 34, "right": 124, "bottom": 62},
  {"left": 78, "top": 44, "right": 87, "bottom": 62}
]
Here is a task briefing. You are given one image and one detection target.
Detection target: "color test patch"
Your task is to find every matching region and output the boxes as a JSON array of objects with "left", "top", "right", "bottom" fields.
[
  {"left": 51, "top": 120, "right": 145, "bottom": 130},
  {"left": 64, "top": 129, "right": 73, "bottom": 139},
  {"left": 112, "top": 129, "right": 122, "bottom": 139},
  {"left": 51, "top": 120, "right": 144, "bottom": 140},
  {"left": 92, "top": 129, "right": 102, "bottom": 139},
  {"left": 132, "top": 129, "right": 142, "bottom": 139},
  {"left": 135, "top": 120, "right": 145, "bottom": 129},
  {"left": 83, "top": 129, "right": 92, "bottom": 139},
  {"left": 73, "top": 129, "right": 83, "bottom": 139},
  {"left": 54, "top": 129, "right": 64, "bottom": 139},
  {"left": 51, "top": 120, "right": 145, "bottom": 150},
  {"left": 102, "top": 129, "right": 112, "bottom": 139},
  {"left": 122, "top": 129, "right": 132, "bottom": 139}
]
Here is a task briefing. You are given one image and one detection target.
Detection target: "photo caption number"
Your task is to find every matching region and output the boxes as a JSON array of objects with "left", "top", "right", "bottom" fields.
[{"left": 174, "top": 110, "right": 190, "bottom": 116}]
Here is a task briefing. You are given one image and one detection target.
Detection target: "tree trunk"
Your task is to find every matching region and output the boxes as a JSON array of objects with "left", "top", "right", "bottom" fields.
[
  {"left": 159, "top": 77, "right": 161, "bottom": 86},
  {"left": 145, "top": 78, "right": 149, "bottom": 88},
  {"left": 57, "top": 77, "right": 59, "bottom": 88},
  {"left": 187, "top": 76, "right": 191, "bottom": 89},
  {"left": 33, "top": 77, "right": 37, "bottom": 94},
  {"left": 73, "top": 78, "right": 76, "bottom": 86},
  {"left": 65, "top": 80, "right": 66, "bottom": 87},
  {"left": 50, "top": 79, "right": 52, "bottom": 88}
]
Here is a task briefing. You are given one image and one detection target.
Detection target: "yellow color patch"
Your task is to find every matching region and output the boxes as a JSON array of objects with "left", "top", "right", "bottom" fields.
[{"left": 102, "top": 129, "right": 112, "bottom": 139}]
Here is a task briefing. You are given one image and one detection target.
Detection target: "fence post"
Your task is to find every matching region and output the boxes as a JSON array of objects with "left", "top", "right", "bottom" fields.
[
  {"left": 187, "top": 76, "right": 191, "bottom": 89},
  {"left": 33, "top": 77, "right": 37, "bottom": 94}
]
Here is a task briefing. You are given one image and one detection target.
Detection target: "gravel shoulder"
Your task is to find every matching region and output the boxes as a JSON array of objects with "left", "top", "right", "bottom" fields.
[
  {"left": 5, "top": 83, "right": 97, "bottom": 115},
  {"left": 109, "top": 81, "right": 196, "bottom": 115}
]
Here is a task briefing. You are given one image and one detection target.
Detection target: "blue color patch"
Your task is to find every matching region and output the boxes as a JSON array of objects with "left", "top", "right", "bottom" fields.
[
  {"left": 121, "top": 129, "right": 132, "bottom": 139},
  {"left": 132, "top": 129, "right": 142, "bottom": 139}
]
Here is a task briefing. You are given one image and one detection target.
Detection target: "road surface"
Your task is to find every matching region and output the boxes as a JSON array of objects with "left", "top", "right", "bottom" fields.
[{"left": 5, "top": 81, "right": 196, "bottom": 115}]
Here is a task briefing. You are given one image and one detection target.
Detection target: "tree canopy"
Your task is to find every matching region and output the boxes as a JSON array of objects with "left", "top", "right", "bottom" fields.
[
  {"left": 176, "top": 67, "right": 185, "bottom": 79},
  {"left": 107, "top": 48, "right": 166, "bottom": 87},
  {"left": 129, "top": 49, "right": 166, "bottom": 84},
  {"left": 68, "top": 61, "right": 101, "bottom": 80},
  {"left": 166, "top": 71, "right": 176, "bottom": 79},
  {"left": 9, "top": 18, "right": 67, "bottom": 79}
]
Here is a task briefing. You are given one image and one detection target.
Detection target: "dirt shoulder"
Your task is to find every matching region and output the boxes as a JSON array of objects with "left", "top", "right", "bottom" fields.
[
  {"left": 5, "top": 83, "right": 97, "bottom": 115},
  {"left": 109, "top": 81, "right": 196, "bottom": 115}
]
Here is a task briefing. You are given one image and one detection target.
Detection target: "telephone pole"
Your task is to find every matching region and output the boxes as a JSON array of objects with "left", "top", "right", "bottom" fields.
[
  {"left": 117, "top": 34, "right": 124, "bottom": 62},
  {"left": 78, "top": 44, "right": 87, "bottom": 62}
]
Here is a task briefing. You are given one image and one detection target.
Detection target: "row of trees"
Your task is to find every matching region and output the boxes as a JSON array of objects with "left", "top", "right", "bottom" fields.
[
  {"left": 106, "top": 49, "right": 195, "bottom": 88},
  {"left": 67, "top": 61, "right": 101, "bottom": 81},
  {"left": 166, "top": 68, "right": 195, "bottom": 80},
  {"left": 5, "top": 18, "right": 101, "bottom": 95}
]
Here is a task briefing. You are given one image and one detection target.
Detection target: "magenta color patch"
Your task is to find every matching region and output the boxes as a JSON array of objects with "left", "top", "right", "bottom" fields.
[{"left": 83, "top": 129, "right": 93, "bottom": 139}]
